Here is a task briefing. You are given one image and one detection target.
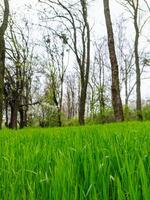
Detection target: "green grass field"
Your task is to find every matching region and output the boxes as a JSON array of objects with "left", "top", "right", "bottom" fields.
[{"left": 0, "top": 122, "right": 150, "bottom": 200}]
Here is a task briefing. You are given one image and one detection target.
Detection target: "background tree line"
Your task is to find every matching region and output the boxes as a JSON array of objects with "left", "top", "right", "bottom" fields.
[{"left": 0, "top": 0, "right": 150, "bottom": 129}]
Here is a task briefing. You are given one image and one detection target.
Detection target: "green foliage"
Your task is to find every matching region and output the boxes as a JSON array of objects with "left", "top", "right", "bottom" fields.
[
  {"left": 123, "top": 105, "right": 150, "bottom": 121},
  {"left": 39, "top": 106, "right": 61, "bottom": 127},
  {"left": 123, "top": 105, "right": 137, "bottom": 121},
  {"left": 0, "top": 122, "right": 150, "bottom": 199},
  {"left": 87, "top": 109, "right": 115, "bottom": 124},
  {"left": 143, "top": 105, "right": 150, "bottom": 120},
  {"left": 63, "top": 117, "right": 79, "bottom": 126}
]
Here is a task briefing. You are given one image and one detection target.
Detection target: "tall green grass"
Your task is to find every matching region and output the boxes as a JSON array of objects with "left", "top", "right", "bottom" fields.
[{"left": 0, "top": 122, "right": 150, "bottom": 199}]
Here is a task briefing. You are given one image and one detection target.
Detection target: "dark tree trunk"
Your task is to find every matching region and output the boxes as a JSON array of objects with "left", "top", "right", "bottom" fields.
[
  {"left": 103, "top": 0, "right": 124, "bottom": 122},
  {"left": 0, "top": 0, "right": 9, "bottom": 129},
  {"left": 79, "top": 86, "right": 87, "bottom": 125},
  {"left": 9, "top": 103, "right": 18, "bottom": 129},
  {"left": 134, "top": 3, "right": 143, "bottom": 120},
  {"left": 78, "top": 0, "right": 90, "bottom": 125},
  {"left": 24, "top": 110, "right": 28, "bottom": 127},
  {"left": 58, "top": 110, "right": 62, "bottom": 127},
  {"left": 5, "top": 100, "right": 9, "bottom": 127},
  {"left": 0, "top": 38, "right": 5, "bottom": 129},
  {"left": 19, "top": 108, "right": 27, "bottom": 129},
  {"left": 100, "top": 90, "right": 105, "bottom": 116},
  {"left": 19, "top": 109, "right": 24, "bottom": 129}
]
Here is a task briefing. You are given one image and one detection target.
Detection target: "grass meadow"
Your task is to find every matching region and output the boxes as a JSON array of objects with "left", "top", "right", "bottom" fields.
[{"left": 0, "top": 122, "right": 150, "bottom": 199}]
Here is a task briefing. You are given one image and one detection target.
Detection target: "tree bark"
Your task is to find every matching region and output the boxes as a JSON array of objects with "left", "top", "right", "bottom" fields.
[
  {"left": 0, "top": 38, "right": 5, "bottom": 129},
  {"left": 78, "top": 0, "right": 90, "bottom": 125},
  {"left": 125, "top": 60, "right": 128, "bottom": 106},
  {"left": 19, "top": 108, "right": 28, "bottom": 129},
  {"left": 134, "top": 1, "right": 143, "bottom": 120},
  {"left": 57, "top": 108, "right": 62, "bottom": 127},
  {"left": 79, "top": 86, "right": 87, "bottom": 125},
  {"left": 103, "top": 0, "right": 124, "bottom": 121},
  {"left": 9, "top": 103, "right": 18, "bottom": 129},
  {"left": 5, "top": 100, "right": 9, "bottom": 127},
  {"left": 0, "top": 0, "right": 9, "bottom": 129}
]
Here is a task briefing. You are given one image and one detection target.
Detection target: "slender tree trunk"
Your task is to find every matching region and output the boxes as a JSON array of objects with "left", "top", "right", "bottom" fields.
[
  {"left": 79, "top": 86, "right": 87, "bottom": 125},
  {"left": 89, "top": 86, "right": 95, "bottom": 119},
  {"left": 0, "top": 38, "right": 5, "bottom": 128},
  {"left": 100, "top": 88, "right": 105, "bottom": 116},
  {"left": 125, "top": 62, "right": 128, "bottom": 106},
  {"left": 103, "top": 0, "right": 124, "bottom": 121},
  {"left": 134, "top": 5, "right": 143, "bottom": 120},
  {"left": 78, "top": 0, "right": 90, "bottom": 125}
]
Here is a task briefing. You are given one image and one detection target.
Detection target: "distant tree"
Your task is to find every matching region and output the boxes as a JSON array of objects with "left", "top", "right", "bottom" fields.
[
  {"left": 5, "top": 19, "right": 34, "bottom": 129},
  {"left": 89, "top": 38, "right": 110, "bottom": 119},
  {"left": 125, "top": 0, "right": 141, "bottom": 120},
  {"left": 0, "top": 0, "right": 9, "bottom": 129},
  {"left": 39, "top": 0, "right": 91, "bottom": 125},
  {"left": 116, "top": 0, "right": 150, "bottom": 120},
  {"left": 103, "top": 0, "right": 124, "bottom": 121},
  {"left": 115, "top": 16, "right": 135, "bottom": 106},
  {"left": 42, "top": 33, "right": 68, "bottom": 126}
]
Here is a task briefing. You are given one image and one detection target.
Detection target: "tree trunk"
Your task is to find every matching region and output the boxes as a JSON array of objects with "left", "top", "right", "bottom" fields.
[
  {"left": 78, "top": 0, "right": 90, "bottom": 125},
  {"left": 134, "top": 5, "right": 143, "bottom": 120},
  {"left": 103, "top": 0, "right": 124, "bottom": 121},
  {"left": 19, "top": 108, "right": 27, "bottom": 129},
  {"left": 19, "top": 109, "right": 24, "bottom": 129},
  {"left": 0, "top": 38, "right": 5, "bottom": 129},
  {"left": 0, "top": 0, "right": 9, "bottom": 129},
  {"left": 79, "top": 86, "right": 87, "bottom": 125},
  {"left": 125, "top": 61, "right": 128, "bottom": 106},
  {"left": 58, "top": 109, "right": 62, "bottom": 127},
  {"left": 24, "top": 110, "right": 28, "bottom": 127},
  {"left": 5, "top": 100, "right": 9, "bottom": 127},
  {"left": 9, "top": 104, "right": 18, "bottom": 129}
]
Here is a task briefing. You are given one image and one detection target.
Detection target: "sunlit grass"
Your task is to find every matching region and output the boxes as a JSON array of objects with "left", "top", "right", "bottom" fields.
[{"left": 0, "top": 122, "right": 150, "bottom": 199}]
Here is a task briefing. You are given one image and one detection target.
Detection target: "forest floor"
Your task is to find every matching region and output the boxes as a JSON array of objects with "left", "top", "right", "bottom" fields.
[{"left": 0, "top": 122, "right": 150, "bottom": 200}]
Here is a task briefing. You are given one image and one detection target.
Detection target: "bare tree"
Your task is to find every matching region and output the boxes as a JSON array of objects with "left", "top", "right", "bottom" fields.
[
  {"left": 103, "top": 0, "right": 124, "bottom": 121},
  {"left": 115, "top": 16, "right": 135, "bottom": 106},
  {"left": 132, "top": 0, "right": 142, "bottom": 120},
  {"left": 39, "top": 0, "right": 91, "bottom": 125},
  {"left": 43, "top": 33, "right": 68, "bottom": 127},
  {"left": 116, "top": 0, "right": 150, "bottom": 119},
  {"left": 89, "top": 38, "right": 111, "bottom": 119},
  {"left": 0, "top": 0, "right": 9, "bottom": 129},
  {"left": 5, "top": 19, "right": 34, "bottom": 129}
]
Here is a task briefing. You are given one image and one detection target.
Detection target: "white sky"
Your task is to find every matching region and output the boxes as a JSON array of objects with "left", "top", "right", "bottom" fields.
[{"left": 8, "top": 0, "right": 150, "bottom": 100}]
